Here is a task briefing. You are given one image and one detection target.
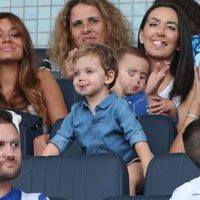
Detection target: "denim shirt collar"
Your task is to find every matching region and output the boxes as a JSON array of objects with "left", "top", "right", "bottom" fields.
[{"left": 82, "top": 92, "right": 118, "bottom": 109}]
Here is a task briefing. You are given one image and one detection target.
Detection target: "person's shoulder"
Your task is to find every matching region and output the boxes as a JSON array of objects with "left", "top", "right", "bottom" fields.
[
  {"left": 37, "top": 67, "right": 52, "bottom": 79},
  {"left": 170, "top": 176, "right": 200, "bottom": 200},
  {"left": 189, "top": 176, "right": 200, "bottom": 190},
  {"left": 36, "top": 67, "right": 58, "bottom": 88}
]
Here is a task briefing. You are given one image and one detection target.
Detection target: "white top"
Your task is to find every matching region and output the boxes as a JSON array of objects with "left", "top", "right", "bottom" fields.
[
  {"left": 22, "top": 191, "right": 49, "bottom": 200},
  {"left": 170, "top": 176, "right": 200, "bottom": 200},
  {"left": 158, "top": 79, "right": 181, "bottom": 108}
]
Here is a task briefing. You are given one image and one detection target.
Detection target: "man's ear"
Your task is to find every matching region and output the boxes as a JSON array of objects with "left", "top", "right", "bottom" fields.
[
  {"left": 105, "top": 70, "right": 115, "bottom": 85},
  {"left": 139, "top": 30, "right": 144, "bottom": 44}
]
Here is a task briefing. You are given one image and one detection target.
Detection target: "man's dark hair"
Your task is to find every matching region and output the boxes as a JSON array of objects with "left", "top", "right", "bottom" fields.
[
  {"left": 0, "top": 109, "right": 18, "bottom": 132},
  {"left": 183, "top": 119, "right": 200, "bottom": 168},
  {"left": 0, "top": 109, "right": 13, "bottom": 124}
]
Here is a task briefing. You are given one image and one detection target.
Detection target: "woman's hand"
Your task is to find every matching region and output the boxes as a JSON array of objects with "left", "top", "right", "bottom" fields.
[
  {"left": 63, "top": 48, "right": 78, "bottom": 79},
  {"left": 148, "top": 95, "right": 177, "bottom": 118},
  {"left": 145, "top": 61, "right": 170, "bottom": 96}
]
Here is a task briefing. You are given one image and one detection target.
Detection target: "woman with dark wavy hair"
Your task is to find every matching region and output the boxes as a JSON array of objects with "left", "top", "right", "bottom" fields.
[
  {"left": 43, "top": 0, "right": 133, "bottom": 79},
  {"left": 138, "top": 2, "right": 196, "bottom": 152},
  {"left": 0, "top": 12, "right": 67, "bottom": 155}
]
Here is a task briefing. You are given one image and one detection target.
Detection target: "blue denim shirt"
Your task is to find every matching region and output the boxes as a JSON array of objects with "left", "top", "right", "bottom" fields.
[{"left": 50, "top": 92, "right": 147, "bottom": 163}]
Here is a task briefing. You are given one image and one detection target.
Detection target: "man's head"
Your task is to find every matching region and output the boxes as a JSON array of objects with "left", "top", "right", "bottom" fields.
[
  {"left": 183, "top": 119, "right": 200, "bottom": 168},
  {"left": 0, "top": 109, "right": 21, "bottom": 182}
]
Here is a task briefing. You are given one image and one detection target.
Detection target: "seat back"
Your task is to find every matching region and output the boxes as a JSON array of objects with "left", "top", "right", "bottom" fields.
[
  {"left": 105, "top": 195, "right": 170, "bottom": 200},
  {"left": 13, "top": 154, "right": 129, "bottom": 200},
  {"left": 56, "top": 79, "right": 82, "bottom": 112},
  {"left": 137, "top": 115, "right": 177, "bottom": 155},
  {"left": 144, "top": 153, "right": 200, "bottom": 196},
  {"left": 35, "top": 48, "right": 48, "bottom": 67}
]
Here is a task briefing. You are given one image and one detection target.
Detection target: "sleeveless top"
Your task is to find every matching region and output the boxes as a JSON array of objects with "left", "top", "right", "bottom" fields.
[
  {"left": 28, "top": 105, "right": 50, "bottom": 134},
  {"left": 158, "top": 79, "right": 181, "bottom": 108}
]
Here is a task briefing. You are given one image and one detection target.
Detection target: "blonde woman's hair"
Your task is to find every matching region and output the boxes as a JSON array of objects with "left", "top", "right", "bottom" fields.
[{"left": 48, "top": 0, "right": 133, "bottom": 70}]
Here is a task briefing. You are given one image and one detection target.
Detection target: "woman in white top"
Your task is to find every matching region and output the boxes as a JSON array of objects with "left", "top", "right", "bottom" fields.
[{"left": 138, "top": 2, "right": 196, "bottom": 152}]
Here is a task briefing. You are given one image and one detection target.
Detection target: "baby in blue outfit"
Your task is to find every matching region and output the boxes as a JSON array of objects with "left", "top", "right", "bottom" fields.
[{"left": 113, "top": 46, "right": 150, "bottom": 116}]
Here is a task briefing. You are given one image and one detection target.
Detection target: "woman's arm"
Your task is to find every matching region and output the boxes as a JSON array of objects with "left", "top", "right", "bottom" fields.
[
  {"left": 34, "top": 68, "right": 68, "bottom": 155},
  {"left": 170, "top": 68, "right": 200, "bottom": 153},
  {"left": 37, "top": 68, "right": 68, "bottom": 124}
]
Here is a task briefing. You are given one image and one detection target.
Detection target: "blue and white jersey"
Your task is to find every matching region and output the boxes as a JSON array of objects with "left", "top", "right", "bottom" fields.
[{"left": 0, "top": 188, "right": 49, "bottom": 200}]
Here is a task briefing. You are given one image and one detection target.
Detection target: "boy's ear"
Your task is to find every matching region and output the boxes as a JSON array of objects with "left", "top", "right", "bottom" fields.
[{"left": 105, "top": 70, "right": 115, "bottom": 85}]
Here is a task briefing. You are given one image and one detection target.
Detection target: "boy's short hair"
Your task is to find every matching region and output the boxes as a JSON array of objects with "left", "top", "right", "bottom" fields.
[
  {"left": 116, "top": 46, "right": 150, "bottom": 70},
  {"left": 73, "top": 43, "right": 118, "bottom": 89},
  {"left": 183, "top": 119, "right": 200, "bottom": 168}
]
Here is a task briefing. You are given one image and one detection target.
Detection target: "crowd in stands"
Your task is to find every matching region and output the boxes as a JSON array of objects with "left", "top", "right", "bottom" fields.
[{"left": 0, "top": 0, "right": 200, "bottom": 199}]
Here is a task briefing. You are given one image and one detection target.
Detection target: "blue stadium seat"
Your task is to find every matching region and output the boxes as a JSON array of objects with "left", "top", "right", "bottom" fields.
[
  {"left": 35, "top": 48, "right": 48, "bottom": 68},
  {"left": 105, "top": 196, "right": 169, "bottom": 200},
  {"left": 105, "top": 153, "right": 200, "bottom": 200},
  {"left": 137, "top": 115, "right": 177, "bottom": 155},
  {"left": 13, "top": 154, "right": 129, "bottom": 200},
  {"left": 144, "top": 153, "right": 200, "bottom": 196},
  {"left": 56, "top": 79, "right": 82, "bottom": 112}
]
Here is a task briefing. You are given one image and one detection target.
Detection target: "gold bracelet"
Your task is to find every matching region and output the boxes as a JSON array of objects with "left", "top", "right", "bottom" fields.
[{"left": 186, "top": 112, "right": 199, "bottom": 120}]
